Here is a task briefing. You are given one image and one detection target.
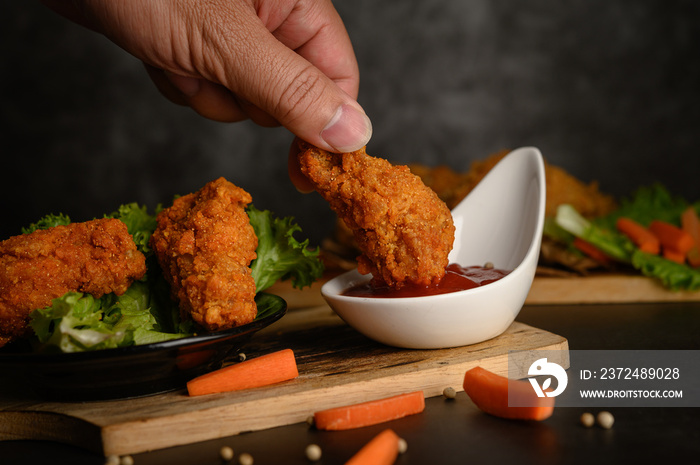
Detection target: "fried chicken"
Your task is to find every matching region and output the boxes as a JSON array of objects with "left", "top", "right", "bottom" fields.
[
  {"left": 150, "top": 177, "right": 258, "bottom": 331},
  {"left": 0, "top": 218, "right": 147, "bottom": 347},
  {"left": 298, "top": 144, "right": 455, "bottom": 288},
  {"left": 408, "top": 150, "right": 618, "bottom": 275},
  {"left": 410, "top": 151, "right": 617, "bottom": 218}
]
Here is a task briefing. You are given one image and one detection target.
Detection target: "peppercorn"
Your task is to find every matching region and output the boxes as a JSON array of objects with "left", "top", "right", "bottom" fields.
[
  {"left": 305, "top": 444, "right": 322, "bottom": 461},
  {"left": 443, "top": 387, "right": 457, "bottom": 399},
  {"left": 580, "top": 412, "right": 595, "bottom": 428},
  {"left": 597, "top": 411, "right": 615, "bottom": 429},
  {"left": 220, "top": 446, "right": 234, "bottom": 461}
]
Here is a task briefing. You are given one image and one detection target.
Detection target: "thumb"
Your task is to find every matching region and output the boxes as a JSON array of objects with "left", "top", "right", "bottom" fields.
[{"left": 216, "top": 10, "right": 372, "bottom": 153}]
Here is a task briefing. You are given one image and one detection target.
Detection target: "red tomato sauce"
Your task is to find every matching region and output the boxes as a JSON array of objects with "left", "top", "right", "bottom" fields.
[{"left": 342, "top": 263, "right": 510, "bottom": 298}]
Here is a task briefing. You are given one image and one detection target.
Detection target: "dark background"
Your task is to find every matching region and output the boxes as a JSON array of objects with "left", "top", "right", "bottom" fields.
[{"left": 2, "top": 0, "right": 700, "bottom": 245}]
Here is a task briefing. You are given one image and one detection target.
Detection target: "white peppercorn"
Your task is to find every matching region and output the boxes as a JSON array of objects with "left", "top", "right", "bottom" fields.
[
  {"left": 580, "top": 412, "right": 595, "bottom": 428},
  {"left": 238, "top": 452, "right": 254, "bottom": 465},
  {"left": 305, "top": 444, "right": 322, "bottom": 461},
  {"left": 597, "top": 411, "right": 615, "bottom": 429},
  {"left": 220, "top": 446, "right": 234, "bottom": 461},
  {"left": 398, "top": 437, "right": 408, "bottom": 454},
  {"left": 442, "top": 387, "right": 457, "bottom": 399}
]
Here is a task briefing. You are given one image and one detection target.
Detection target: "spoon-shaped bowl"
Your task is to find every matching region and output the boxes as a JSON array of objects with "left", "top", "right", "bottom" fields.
[{"left": 320, "top": 147, "right": 546, "bottom": 349}]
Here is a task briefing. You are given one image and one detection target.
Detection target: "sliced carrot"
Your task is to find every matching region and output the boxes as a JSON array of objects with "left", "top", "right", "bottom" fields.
[
  {"left": 663, "top": 248, "right": 687, "bottom": 264},
  {"left": 687, "top": 248, "right": 700, "bottom": 268},
  {"left": 314, "top": 391, "right": 425, "bottom": 431},
  {"left": 463, "top": 366, "right": 555, "bottom": 421},
  {"left": 681, "top": 207, "right": 700, "bottom": 267},
  {"left": 187, "top": 348, "right": 298, "bottom": 396},
  {"left": 345, "top": 429, "right": 400, "bottom": 465},
  {"left": 572, "top": 237, "right": 613, "bottom": 267},
  {"left": 648, "top": 220, "right": 694, "bottom": 255},
  {"left": 615, "top": 217, "right": 660, "bottom": 254}
]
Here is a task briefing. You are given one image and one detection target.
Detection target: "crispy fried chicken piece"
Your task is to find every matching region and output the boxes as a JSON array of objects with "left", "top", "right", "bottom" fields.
[
  {"left": 298, "top": 144, "right": 455, "bottom": 288},
  {"left": 0, "top": 218, "right": 147, "bottom": 347},
  {"left": 410, "top": 151, "right": 617, "bottom": 217},
  {"left": 408, "top": 151, "right": 618, "bottom": 275},
  {"left": 150, "top": 177, "right": 258, "bottom": 331},
  {"left": 544, "top": 163, "right": 617, "bottom": 218}
]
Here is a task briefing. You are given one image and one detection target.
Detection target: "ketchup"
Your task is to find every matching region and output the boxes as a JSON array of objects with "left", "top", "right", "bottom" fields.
[{"left": 342, "top": 263, "right": 510, "bottom": 298}]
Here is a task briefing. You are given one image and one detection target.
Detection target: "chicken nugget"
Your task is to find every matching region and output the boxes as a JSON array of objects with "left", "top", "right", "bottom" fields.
[
  {"left": 0, "top": 218, "right": 147, "bottom": 347},
  {"left": 298, "top": 144, "right": 455, "bottom": 288},
  {"left": 150, "top": 177, "right": 258, "bottom": 331}
]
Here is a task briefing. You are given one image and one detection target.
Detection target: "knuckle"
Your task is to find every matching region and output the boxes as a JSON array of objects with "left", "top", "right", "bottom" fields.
[{"left": 274, "top": 65, "right": 326, "bottom": 123}]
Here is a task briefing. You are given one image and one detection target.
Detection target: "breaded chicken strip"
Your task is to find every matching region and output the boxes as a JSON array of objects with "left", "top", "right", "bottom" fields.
[
  {"left": 0, "top": 218, "right": 147, "bottom": 347},
  {"left": 150, "top": 177, "right": 258, "bottom": 331},
  {"left": 298, "top": 144, "right": 455, "bottom": 288}
]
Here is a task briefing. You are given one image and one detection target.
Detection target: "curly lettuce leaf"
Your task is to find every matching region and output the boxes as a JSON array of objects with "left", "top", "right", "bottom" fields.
[
  {"left": 595, "top": 184, "right": 694, "bottom": 229},
  {"left": 29, "top": 283, "right": 189, "bottom": 353},
  {"left": 21, "top": 213, "right": 71, "bottom": 234},
  {"left": 29, "top": 292, "right": 125, "bottom": 353},
  {"left": 247, "top": 205, "right": 324, "bottom": 293},
  {"left": 631, "top": 251, "right": 700, "bottom": 291},
  {"left": 105, "top": 202, "right": 159, "bottom": 254},
  {"left": 550, "top": 185, "right": 700, "bottom": 291}
]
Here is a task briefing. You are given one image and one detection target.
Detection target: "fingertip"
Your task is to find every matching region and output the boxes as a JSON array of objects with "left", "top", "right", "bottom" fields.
[
  {"left": 320, "top": 103, "right": 373, "bottom": 153},
  {"left": 288, "top": 138, "right": 316, "bottom": 193}
]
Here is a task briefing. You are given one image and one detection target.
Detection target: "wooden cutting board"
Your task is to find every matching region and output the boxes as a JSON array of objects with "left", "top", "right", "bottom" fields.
[
  {"left": 0, "top": 305, "right": 568, "bottom": 457},
  {"left": 527, "top": 274, "right": 700, "bottom": 304},
  {"left": 271, "top": 273, "right": 700, "bottom": 308}
]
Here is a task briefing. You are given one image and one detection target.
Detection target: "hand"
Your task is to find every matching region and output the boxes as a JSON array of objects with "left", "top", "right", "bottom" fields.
[{"left": 41, "top": 0, "right": 372, "bottom": 189}]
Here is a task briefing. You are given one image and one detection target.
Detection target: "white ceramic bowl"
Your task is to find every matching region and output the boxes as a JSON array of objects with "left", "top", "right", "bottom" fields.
[{"left": 321, "top": 147, "right": 546, "bottom": 349}]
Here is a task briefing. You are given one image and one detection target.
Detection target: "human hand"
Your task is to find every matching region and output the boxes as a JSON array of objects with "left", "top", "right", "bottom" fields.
[{"left": 41, "top": 0, "right": 372, "bottom": 189}]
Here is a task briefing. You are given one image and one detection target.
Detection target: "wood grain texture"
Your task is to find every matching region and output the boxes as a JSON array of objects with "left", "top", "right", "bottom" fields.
[
  {"left": 0, "top": 305, "right": 568, "bottom": 456},
  {"left": 527, "top": 275, "right": 700, "bottom": 304},
  {"left": 269, "top": 274, "right": 700, "bottom": 309}
]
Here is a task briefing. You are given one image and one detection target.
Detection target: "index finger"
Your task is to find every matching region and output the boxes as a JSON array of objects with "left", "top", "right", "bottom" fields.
[{"left": 260, "top": 0, "right": 360, "bottom": 99}]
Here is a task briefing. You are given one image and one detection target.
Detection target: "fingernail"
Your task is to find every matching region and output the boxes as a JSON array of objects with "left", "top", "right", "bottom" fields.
[
  {"left": 164, "top": 71, "right": 201, "bottom": 97},
  {"left": 321, "top": 104, "right": 372, "bottom": 152}
]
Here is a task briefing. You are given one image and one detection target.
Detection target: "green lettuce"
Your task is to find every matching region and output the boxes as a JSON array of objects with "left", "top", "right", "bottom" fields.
[
  {"left": 550, "top": 185, "right": 700, "bottom": 291},
  {"left": 24, "top": 202, "right": 322, "bottom": 352},
  {"left": 631, "top": 251, "right": 700, "bottom": 291},
  {"left": 105, "top": 202, "right": 160, "bottom": 254},
  {"left": 248, "top": 205, "right": 324, "bottom": 293},
  {"left": 554, "top": 204, "right": 636, "bottom": 262},
  {"left": 30, "top": 284, "right": 183, "bottom": 353},
  {"left": 21, "top": 213, "right": 71, "bottom": 234}
]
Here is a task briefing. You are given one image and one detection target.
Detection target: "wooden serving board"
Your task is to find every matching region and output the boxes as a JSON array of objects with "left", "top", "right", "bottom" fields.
[
  {"left": 526, "top": 274, "right": 700, "bottom": 304},
  {"left": 0, "top": 305, "right": 568, "bottom": 457},
  {"left": 270, "top": 273, "right": 700, "bottom": 308}
]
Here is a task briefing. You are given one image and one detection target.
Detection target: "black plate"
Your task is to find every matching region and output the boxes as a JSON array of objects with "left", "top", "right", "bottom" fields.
[{"left": 0, "top": 293, "right": 286, "bottom": 402}]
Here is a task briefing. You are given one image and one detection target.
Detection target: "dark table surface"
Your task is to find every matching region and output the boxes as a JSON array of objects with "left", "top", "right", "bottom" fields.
[{"left": 2, "top": 301, "right": 700, "bottom": 464}]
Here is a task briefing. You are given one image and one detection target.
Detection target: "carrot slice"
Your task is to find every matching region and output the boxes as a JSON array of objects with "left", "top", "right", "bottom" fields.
[
  {"left": 463, "top": 366, "right": 555, "bottom": 421},
  {"left": 663, "top": 248, "right": 687, "bottom": 264},
  {"left": 687, "top": 249, "right": 700, "bottom": 268},
  {"left": 187, "top": 348, "right": 298, "bottom": 396},
  {"left": 616, "top": 217, "right": 660, "bottom": 254},
  {"left": 572, "top": 237, "right": 613, "bottom": 266},
  {"left": 681, "top": 207, "right": 700, "bottom": 267},
  {"left": 648, "top": 220, "right": 694, "bottom": 255},
  {"left": 345, "top": 429, "right": 400, "bottom": 465},
  {"left": 314, "top": 391, "right": 425, "bottom": 431}
]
